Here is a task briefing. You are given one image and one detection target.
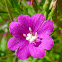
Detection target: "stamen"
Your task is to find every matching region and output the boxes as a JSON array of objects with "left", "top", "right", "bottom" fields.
[
  {"left": 35, "top": 32, "right": 37, "bottom": 36},
  {"left": 26, "top": 32, "right": 37, "bottom": 43},
  {"left": 29, "top": 36, "right": 37, "bottom": 43},
  {"left": 26, "top": 33, "right": 37, "bottom": 42},
  {"left": 29, "top": 27, "right": 32, "bottom": 32},
  {"left": 30, "top": 38, "right": 34, "bottom": 43},
  {"left": 26, "top": 37, "right": 30, "bottom": 41},
  {"left": 27, "top": 33, "right": 32, "bottom": 37}
]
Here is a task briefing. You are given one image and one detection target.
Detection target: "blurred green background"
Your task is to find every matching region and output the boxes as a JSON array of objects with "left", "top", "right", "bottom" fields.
[{"left": 0, "top": 0, "right": 62, "bottom": 62}]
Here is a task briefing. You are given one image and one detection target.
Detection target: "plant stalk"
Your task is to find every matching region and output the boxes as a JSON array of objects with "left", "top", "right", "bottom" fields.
[{"left": 4, "top": 0, "right": 13, "bottom": 22}]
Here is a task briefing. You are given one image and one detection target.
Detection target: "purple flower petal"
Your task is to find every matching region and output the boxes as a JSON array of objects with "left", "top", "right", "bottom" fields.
[
  {"left": 17, "top": 41, "right": 31, "bottom": 60},
  {"left": 30, "top": 14, "right": 45, "bottom": 33},
  {"left": 18, "top": 15, "right": 30, "bottom": 30},
  {"left": 39, "top": 35, "right": 54, "bottom": 50},
  {"left": 29, "top": 43, "right": 46, "bottom": 58},
  {"left": 9, "top": 22, "right": 29, "bottom": 38},
  {"left": 8, "top": 14, "right": 54, "bottom": 60},
  {"left": 32, "top": 39, "right": 42, "bottom": 47},
  {"left": 37, "top": 20, "right": 54, "bottom": 35},
  {"left": 7, "top": 37, "right": 26, "bottom": 51}
]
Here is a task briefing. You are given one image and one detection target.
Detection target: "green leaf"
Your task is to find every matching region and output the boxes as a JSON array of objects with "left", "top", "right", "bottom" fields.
[
  {"left": 28, "top": 7, "right": 36, "bottom": 16},
  {"left": 0, "top": 37, "right": 7, "bottom": 52}
]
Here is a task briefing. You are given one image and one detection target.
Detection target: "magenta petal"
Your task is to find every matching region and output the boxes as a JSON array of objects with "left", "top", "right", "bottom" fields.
[
  {"left": 29, "top": 43, "right": 46, "bottom": 58},
  {"left": 30, "top": 14, "right": 45, "bottom": 33},
  {"left": 7, "top": 37, "right": 26, "bottom": 51},
  {"left": 39, "top": 35, "right": 54, "bottom": 50},
  {"left": 18, "top": 15, "right": 30, "bottom": 29},
  {"left": 9, "top": 22, "right": 29, "bottom": 38},
  {"left": 37, "top": 20, "right": 54, "bottom": 35},
  {"left": 17, "top": 41, "right": 31, "bottom": 60}
]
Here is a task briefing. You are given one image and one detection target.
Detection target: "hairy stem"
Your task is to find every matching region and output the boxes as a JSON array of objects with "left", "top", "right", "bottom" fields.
[
  {"left": 13, "top": 56, "right": 17, "bottom": 62},
  {"left": 4, "top": 0, "right": 13, "bottom": 22},
  {"left": 0, "top": 54, "right": 15, "bottom": 59}
]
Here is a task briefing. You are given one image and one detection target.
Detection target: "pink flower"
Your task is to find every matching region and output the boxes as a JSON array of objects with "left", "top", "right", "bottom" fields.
[
  {"left": 13, "top": 17, "right": 17, "bottom": 22},
  {"left": 7, "top": 14, "right": 54, "bottom": 60},
  {"left": 54, "top": 25, "right": 57, "bottom": 28},
  {"left": 27, "top": 1, "right": 31, "bottom": 5},
  {"left": 60, "top": 30, "right": 62, "bottom": 33}
]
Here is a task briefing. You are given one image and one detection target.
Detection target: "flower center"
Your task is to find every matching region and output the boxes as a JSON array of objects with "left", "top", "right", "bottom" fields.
[
  {"left": 26, "top": 33, "right": 37, "bottom": 43},
  {"left": 23, "top": 27, "right": 37, "bottom": 43}
]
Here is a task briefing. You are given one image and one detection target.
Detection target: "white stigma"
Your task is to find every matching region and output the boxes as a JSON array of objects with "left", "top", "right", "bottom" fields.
[
  {"left": 23, "top": 27, "right": 37, "bottom": 43},
  {"left": 26, "top": 32, "right": 37, "bottom": 43}
]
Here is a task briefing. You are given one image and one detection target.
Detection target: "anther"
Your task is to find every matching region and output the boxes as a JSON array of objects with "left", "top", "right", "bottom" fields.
[
  {"left": 29, "top": 27, "right": 32, "bottom": 32},
  {"left": 23, "top": 34, "right": 26, "bottom": 37},
  {"left": 35, "top": 32, "right": 37, "bottom": 36}
]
